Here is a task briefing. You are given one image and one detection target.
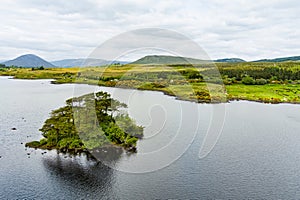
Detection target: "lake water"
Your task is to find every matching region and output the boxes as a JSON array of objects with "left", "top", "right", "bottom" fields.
[{"left": 1, "top": 76, "right": 300, "bottom": 199}]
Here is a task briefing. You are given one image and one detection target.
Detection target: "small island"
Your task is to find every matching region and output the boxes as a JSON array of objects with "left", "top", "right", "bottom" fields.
[{"left": 26, "top": 91, "right": 143, "bottom": 154}]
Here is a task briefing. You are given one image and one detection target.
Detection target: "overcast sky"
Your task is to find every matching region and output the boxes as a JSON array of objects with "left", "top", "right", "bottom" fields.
[{"left": 0, "top": 0, "right": 299, "bottom": 61}]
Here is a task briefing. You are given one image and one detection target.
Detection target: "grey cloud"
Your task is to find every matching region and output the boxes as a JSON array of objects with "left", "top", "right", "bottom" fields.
[{"left": 0, "top": 0, "right": 299, "bottom": 61}]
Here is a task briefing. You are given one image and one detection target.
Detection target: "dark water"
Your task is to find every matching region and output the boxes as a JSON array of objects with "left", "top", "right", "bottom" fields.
[{"left": 1, "top": 76, "right": 300, "bottom": 199}]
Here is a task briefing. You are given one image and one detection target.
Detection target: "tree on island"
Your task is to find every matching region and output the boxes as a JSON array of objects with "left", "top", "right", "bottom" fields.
[{"left": 26, "top": 91, "right": 143, "bottom": 154}]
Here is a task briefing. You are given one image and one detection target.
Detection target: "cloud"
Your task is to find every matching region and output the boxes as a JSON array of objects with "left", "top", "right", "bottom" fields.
[{"left": 0, "top": 0, "right": 299, "bottom": 61}]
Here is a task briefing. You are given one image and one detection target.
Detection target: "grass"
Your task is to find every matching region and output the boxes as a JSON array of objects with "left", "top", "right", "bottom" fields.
[
  {"left": 0, "top": 67, "right": 79, "bottom": 81},
  {"left": 226, "top": 84, "right": 300, "bottom": 103}
]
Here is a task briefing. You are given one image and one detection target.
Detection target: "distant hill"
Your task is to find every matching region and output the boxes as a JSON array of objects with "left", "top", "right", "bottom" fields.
[
  {"left": 131, "top": 55, "right": 246, "bottom": 65},
  {"left": 2, "top": 54, "right": 55, "bottom": 68},
  {"left": 51, "top": 58, "right": 128, "bottom": 67},
  {"left": 214, "top": 58, "right": 245, "bottom": 63},
  {"left": 131, "top": 55, "right": 209, "bottom": 65},
  {"left": 3, "top": 54, "right": 300, "bottom": 68},
  {"left": 254, "top": 56, "right": 300, "bottom": 62}
]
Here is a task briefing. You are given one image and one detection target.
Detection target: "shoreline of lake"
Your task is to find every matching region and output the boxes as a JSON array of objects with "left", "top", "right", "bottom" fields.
[{"left": 3, "top": 74, "right": 299, "bottom": 105}]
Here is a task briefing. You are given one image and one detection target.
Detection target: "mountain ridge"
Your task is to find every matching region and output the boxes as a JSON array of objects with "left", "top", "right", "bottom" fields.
[
  {"left": 214, "top": 58, "right": 245, "bottom": 62},
  {"left": 253, "top": 56, "right": 300, "bottom": 62},
  {"left": 131, "top": 55, "right": 300, "bottom": 64},
  {"left": 2, "top": 54, "right": 300, "bottom": 68},
  {"left": 51, "top": 58, "right": 128, "bottom": 67},
  {"left": 131, "top": 55, "right": 209, "bottom": 65},
  {"left": 131, "top": 55, "right": 246, "bottom": 64},
  {"left": 3, "top": 54, "right": 55, "bottom": 68}
]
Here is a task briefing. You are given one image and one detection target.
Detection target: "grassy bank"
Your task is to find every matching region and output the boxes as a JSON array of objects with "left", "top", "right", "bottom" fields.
[{"left": 226, "top": 84, "right": 300, "bottom": 103}]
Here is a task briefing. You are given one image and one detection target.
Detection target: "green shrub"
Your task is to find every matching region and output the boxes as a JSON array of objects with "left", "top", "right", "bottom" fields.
[
  {"left": 125, "top": 137, "right": 138, "bottom": 147},
  {"left": 69, "top": 139, "right": 83, "bottom": 149},
  {"left": 57, "top": 138, "right": 71, "bottom": 149},
  {"left": 25, "top": 141, "right": 40, "bottom": 148},
  {"left": 255, "top": 78, "right": 267, "bottom": 85},
  {"left": 242, "top": 76, "right": 255, "bottom": 85},
  {"left": 39, "top": 138, "right": 48, "bottom": 145}
]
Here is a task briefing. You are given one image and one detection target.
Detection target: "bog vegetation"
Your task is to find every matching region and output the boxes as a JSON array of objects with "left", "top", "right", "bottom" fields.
[{"left": 2, "top": 61, "right": 300, "bottom": 103}]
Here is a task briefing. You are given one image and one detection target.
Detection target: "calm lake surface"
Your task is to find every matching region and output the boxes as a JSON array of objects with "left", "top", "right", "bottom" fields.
[{"left": 1, "top": 76, "right": 300, "bottom": 199}]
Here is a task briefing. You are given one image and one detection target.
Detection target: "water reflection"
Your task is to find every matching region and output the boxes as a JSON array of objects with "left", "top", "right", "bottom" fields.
[
  {"left": 89, "top": 146, "right": 124, "bottom": 167},
  {"left": 41, "top": 149, "right": 122, "bottom": 199}
]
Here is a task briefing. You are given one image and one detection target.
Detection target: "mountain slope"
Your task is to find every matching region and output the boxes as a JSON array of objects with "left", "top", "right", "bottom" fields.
[
  {"left": 51, "top": 58, "right": 128, "bottom": 67},
  {"left": 254, "top": 56, "right": 300, "bottom": 62},
  {"left": 214, "top": 58, "right": 245, "bottom": 62},
  {"left": 131, "top": 55, "right": 247, "bottom": 64},
  {"left": 131, "top": 55, "right": 209, "bottom": 65},
  {"left": 3, "top": 54, "right": 55, "bottom": 68}
]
